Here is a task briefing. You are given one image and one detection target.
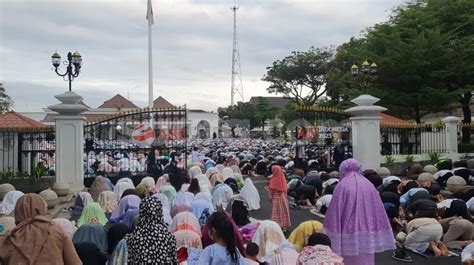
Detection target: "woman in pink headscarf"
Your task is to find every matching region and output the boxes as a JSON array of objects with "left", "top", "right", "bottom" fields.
[
  {"left": 268, "top": 165, "right": 291, "bottom": 231},
  {"left": 324, "top": 159, "right": 395, "bottom": 265}
]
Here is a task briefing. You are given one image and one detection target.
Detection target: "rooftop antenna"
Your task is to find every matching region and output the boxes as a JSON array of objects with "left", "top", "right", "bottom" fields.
[{"left": 230, "top": 4, "right": 244, "bottom": 106}]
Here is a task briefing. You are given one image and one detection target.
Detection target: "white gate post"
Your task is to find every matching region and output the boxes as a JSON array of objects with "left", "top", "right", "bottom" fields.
[
  {"left": 345, "top": 95, "right": 387, "bottom": 170},
  {"left": 49, "top": 92, "right": 88, "bottom": 191},
  {"left": 442, "top": 116, "right": 461, "bottom": 162}
]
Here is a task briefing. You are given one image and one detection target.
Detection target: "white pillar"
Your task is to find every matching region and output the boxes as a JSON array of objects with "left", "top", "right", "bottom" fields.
[
  {"left": 345, "top": 95, "right": 387, "bottom": 170},
  {"left": 49, "top": 92, "right": 88, "bottom": 191},
  {"left": 442, "top": 116, "right": 461, "bottom": 162}
]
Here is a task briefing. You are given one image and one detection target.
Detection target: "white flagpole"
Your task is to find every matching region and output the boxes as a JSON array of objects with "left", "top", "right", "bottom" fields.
[{"left": 147, "top": 0, "right": 154, "bottom": 109}]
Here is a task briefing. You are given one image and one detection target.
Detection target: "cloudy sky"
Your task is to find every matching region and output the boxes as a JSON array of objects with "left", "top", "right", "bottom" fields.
[{"left": 0, "top": 0, "right": 404, "bottom": 112}]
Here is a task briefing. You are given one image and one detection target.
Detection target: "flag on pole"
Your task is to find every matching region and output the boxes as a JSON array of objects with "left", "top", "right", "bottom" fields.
[{"left": 146, "top": 0, "right": 154, "bottom": 25}]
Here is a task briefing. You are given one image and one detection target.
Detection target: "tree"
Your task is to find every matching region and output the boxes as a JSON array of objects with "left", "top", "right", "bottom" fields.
[
  {"left": 263, "top": 47, "right": 334, "bottom": 107},
  {"left": 218, "top": 102, "right": 258, "bottom": 134},
  {"left": 0, "top": 83, "right": 13, "bottom": 113},
  {"left": 254, "top": 97, "right": 278, "bottom": 138},
  {"left": 327, "top": 1, "right": 473, "bottom": 124}
]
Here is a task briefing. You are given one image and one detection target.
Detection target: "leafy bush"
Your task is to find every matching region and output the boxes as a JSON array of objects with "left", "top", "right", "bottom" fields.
[
  {"left": 31, "top": 164, "right": 48, "bottom": 180},
  {"left": 404, "top": 155, "right": 415, "bottom": 163},
  {"left": 428, "top": 152, "right": 444, "bottom": 165},
  {"left": 1, "top": 167, "right": 14, "bottom": 180},
  {"left": 384, "top": 155, "right": 397, "bottom": 165}
]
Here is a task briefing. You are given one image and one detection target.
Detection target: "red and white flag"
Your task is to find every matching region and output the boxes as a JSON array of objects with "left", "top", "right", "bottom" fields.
[{"left": 146, "top": 0, "right": 154, "bottom": 25}]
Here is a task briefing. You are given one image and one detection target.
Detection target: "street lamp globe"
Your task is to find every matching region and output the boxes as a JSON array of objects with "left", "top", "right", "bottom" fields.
[
  {"left": 370, "top": 62, "right": 377, "bottom": 75},
  {"left": 362, "top": 60, "right": 370, "bottom": 74},
  {"left": 351, "top": 64, "right": 359, "bottom": 76},
  {"left": 72, "top": 51, "right": 82, "bottom": 68},
  {"left": 51, "top": 52, "right": 61, "bottom": 68}
]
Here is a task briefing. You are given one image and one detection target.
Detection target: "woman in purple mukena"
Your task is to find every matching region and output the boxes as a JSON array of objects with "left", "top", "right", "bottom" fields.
[{"left": 324, "top": 159, "right": 395, "bottom": 265}]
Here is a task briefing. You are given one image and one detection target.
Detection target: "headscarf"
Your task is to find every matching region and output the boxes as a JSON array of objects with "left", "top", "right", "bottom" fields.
[
  {"left": 252, "top": 220, "right": 286, "bottom": 261},
  {"left": 152, "top": 193, "right": 173, "bottom": 228},
  {"left": 72, "top": 224, "right": 108, "bottom": 252},
  {"left": 160, "top": 185, "right": 177, "bottom": 204},
  {"left": 269, "top": 242, "right": 299, "bottom": 265},
  {"left": 173, "top": 191, "right": 195, "bottom": 207},
  {"left": 98, "top": 191, "right": 117, "bottom": 213},
  {"left": 0, "top": 190, "right": 24, "bottom": 215},
  {"left": 110, "top": 239, "right": 128, "bottom": 265},
  {"left": 195, "top": 192, "right": 213, "bottom": 204},
  {"left": 205, "top": 160, "right": 216, "bottom": 170},
  {"left": 222, "top": 167, "right": 234, "bottom": 180},
  {"left": 71, "top": 192, "right": 94, "bottom": 221},
  {"left": 117, "top": 177, "right": 134, "bottom": 187},
  {"left": 140, "top": 176, "right": 156, "bottom": 189},
  {"left": 110, "top": 195, "right": 141, "bottom": 228},
  {"left": 89, "top": 176, "right": 110, "bottom": 201},
  {"left": 155, "top": 176, "right": 167, "bottom": 191},
  {"left": 114, "top": 182, "right": 134, "bottom": 200},
  {"left": 53, "top": 218, "right": 77, "bottom": 239},
  {"left": 191, "top": 199, "right": 214, "bottom": 227},
  {"left": 107, "top": 223, "right": 129, "bottom": 254},
  {"left": 231, "top": 199, "right": 250, "bottom": 227},
  {"left": 324, "top": 159, "right": 395, "bottom": 256},
  {"left": 125, "top": 196, "right": 177, "bottom": 264},
  {"left": 189, "top": 166, "right": 202, "bottom": 179},
  {"left": 297, "top": 245, "right": 344, "bottom": 265},
  {"left": 171, "top": 204, "right": 193, "bottom": 219},
  {"left": 0, "top": 216, "right": 16, "bottom": 236},
  {"left": 288, "top": 221, "right": 324, "bottom": 252},
  {"left": 269, "top": 165, "right": 287, "bottom": 192},
  {"left": 216, "top": 164, "right": 225, "bottom": 174},
  {"left": 212, "top": 184, "right": 234, "bottom": 209},
  {"left": 196, "top": 174, "right": 212, "bottom": 190},
  {"left": 230, "top": 164, "right": 241, "bottom": 174},
  {"left": 103, "top": 177, "right": 114, "bottom": 191},
  {"left": 74, "top": 242, "right": 107, "bottom": 265},
  {"left": 173, "top": 230, "right": 203, "bottom": 249},
  {"left": 171, "top": 211, "right": 201, "bottom": 236},
  {"left": 210, "top": 173, "right": 224, "bottom": 186},
  {"left": 3, "top": 194, "right": 51, "bottom": 264},
  {"left": 205, "top": 167, "right": 218, "bottom": 179},
  {"left": 240, "top": 178, "right": 260, "bottom": 210},
  {"left": 76, "top": 202, "right": 109, "bottom": 227}
]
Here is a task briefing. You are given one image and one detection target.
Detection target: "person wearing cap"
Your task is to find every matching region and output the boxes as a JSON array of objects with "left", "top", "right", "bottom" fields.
[
  {"left": 376, "top": 167, "right": 391, "bottom": 178},
  {"left": 447, "top": 176, "right": 467, "bottom": 193}
]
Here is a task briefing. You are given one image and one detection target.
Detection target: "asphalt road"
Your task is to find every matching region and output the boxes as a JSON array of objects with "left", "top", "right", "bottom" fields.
[{"left": 249, "top": 177, "right": 461, "bottom": 265}]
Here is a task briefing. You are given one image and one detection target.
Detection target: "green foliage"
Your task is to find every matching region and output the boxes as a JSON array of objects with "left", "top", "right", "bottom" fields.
[
  {"left": 404, "top": 155, "right": 415, "bottom": 163},
  {"left": 0, "top": 83, "right": 13, "bottom": 114},
  {"left": 428, "top": 152, "right": 444, "bottom": 164},
  {"left": 1, "top": 167, "right": 14, "bottom": 180},
  {"left": 218, "top": 102, "right": 258, "bottom": 129},
  {"left": 263, "top": 47, "right": 334, "bottom": 107},
  {"left": 326, "top": 1, "right": 474, "bottom": 123},
  {"left": 254, "top": 97, "right": 278, "bottom": 126},
  {"left": 384, "top": 155, "right": 397, "bottom": 165},
  {"left": 31, "top": 164, "right": 48, "bottom": 180}
]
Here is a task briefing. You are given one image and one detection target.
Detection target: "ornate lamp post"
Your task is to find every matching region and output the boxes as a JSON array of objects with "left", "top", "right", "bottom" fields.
[
  {"left": 51, "top": 51, "right": 82, "bottom": 91},
  {"left": 351, "top": 60, "right": 377, "bottom": 94}
]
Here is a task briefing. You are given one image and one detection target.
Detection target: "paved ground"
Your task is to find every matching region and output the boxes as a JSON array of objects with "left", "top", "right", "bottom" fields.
[{"left": 249, "top": 176, "right": 460, "bottom": 265}]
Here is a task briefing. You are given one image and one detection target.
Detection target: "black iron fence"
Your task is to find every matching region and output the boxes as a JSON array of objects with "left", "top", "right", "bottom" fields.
[
  {"left": 0, "top": 127, "right": 55, "bottom": 178},
  {"left": 1, "top": 108, "right": 188, "bottom": 181},
  {"left": 83, "top": 107, "right": 188, "bottom": 179},
  {"left": 458, "top": 123, "right": 474, "bottom": 153},
  {"left": 380, "top": 124, "right": 446, "bottom": 155}
]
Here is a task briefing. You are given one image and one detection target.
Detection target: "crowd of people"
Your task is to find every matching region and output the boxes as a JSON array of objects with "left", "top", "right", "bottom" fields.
[{"left": 0, "top": 139, "right": 473, "bottom": 264}]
